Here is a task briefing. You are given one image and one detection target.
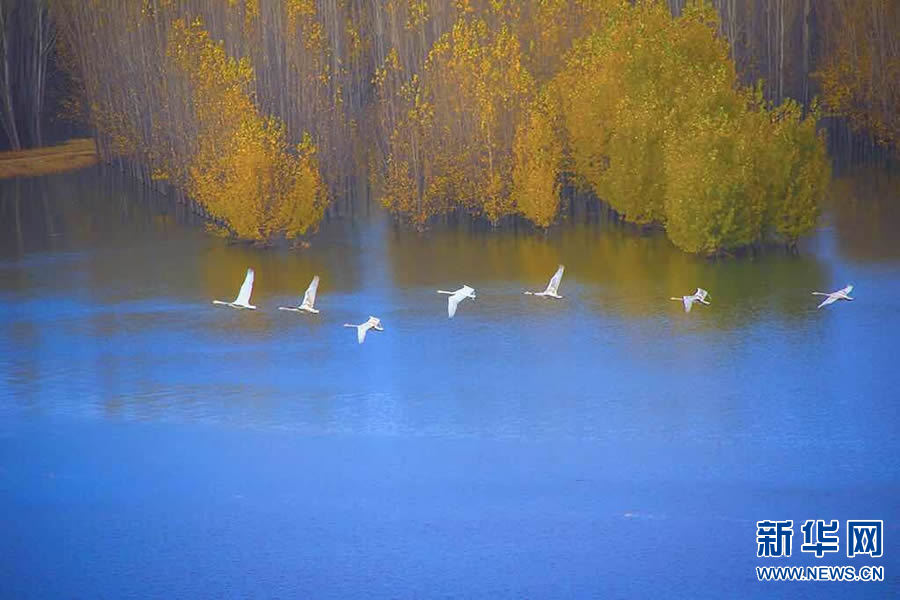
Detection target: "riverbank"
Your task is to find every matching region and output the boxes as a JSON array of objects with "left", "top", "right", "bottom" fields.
[{"left": 0, "top": 138, "right": 97, "bottom": 179}]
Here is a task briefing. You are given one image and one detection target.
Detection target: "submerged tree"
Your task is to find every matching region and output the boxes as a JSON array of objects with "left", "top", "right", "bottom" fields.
[
  {"left": 45, "top": 0, "right": 843, "bottom": 254},
  {"left": 167, "top": 18, "right": 325, "bottom": 241},
  {"left": 52, "top": 2, "right": 327, "bottom": 243},
  {"left": 381, "top": 15, "right": 535, "bottom": 227},
  {"left": 557, "top": 0, "right": 829, "bottom": 255}
]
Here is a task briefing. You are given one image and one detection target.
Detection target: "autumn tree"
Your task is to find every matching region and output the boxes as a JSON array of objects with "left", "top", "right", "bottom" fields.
[
  {"left": 380, "top": 15, "right": 534, "bottom": 227},
  {"left": 511, "top": 93, "right": 563, "bottom": 228},
  {"left": 47, "top": 0, "right": 841, "bottom": 253},
  {"left": 52, "top": 2, "right": 327, "bottom": 243},
  {"left": 166, "top": 18, "right": 326, "bottom": 241},
  {"left": 557, "top": 0, "right": 828, "bottom": 254},
  {"left": 817, "top": 0, "right": 900, "bottom": 155}
]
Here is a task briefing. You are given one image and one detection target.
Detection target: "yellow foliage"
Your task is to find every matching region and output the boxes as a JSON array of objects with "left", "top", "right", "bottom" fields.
[
  {"left": 511, "top": 95, "right": 562, "bottom": 227},
  {"left": 556, "top": 0, "right": 829, "bottom": 254},
  {"left": 664, "top": 107, "right": 767, "bottom": 254},
  {"left": 166, "top": 18, "right": 326, "bottom": 241},
  {"left": 756, "top": 98, "right": 831, "bottom": 245},
  {"left": 817, "top": 0, "right": 900, "bottom": 152},
  {"left": 57, "top": 0, "right": 835, "bottom": 252},
  {"left": 286, "top": 0, "right": 325, "bottom": 51},
  {"left": 555, "top": 0, "right": 736, "bottom": 225},
  {"left": 406, "top": 0, "right": 430, "bottom": 29},
  {"left": 381, "top": 16, "right": 535, "bottom": 227}
]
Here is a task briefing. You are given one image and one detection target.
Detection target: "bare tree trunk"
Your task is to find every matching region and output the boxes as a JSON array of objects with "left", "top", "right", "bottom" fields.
[
  {"left": 31, "top": 2, "right": 54, "bottom": 147},
  {"left": 0, "top": 1, "right": 21, "bottom": 150},
  {"left": 778, "top": 0, "right": 784, "bottom": 104},
  {"left": 802, "top": 0, "right": 810, "bottom": 106}
]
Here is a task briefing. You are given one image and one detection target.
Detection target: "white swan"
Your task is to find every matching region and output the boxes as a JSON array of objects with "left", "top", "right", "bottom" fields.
[
  {"left": 343, "top": 316, "right": 384, "bottom": 344},
  {"left": 278, "top": 275, "right": 320, "bottom": 314},
  {"left": 212, "top": 268, "right": 257, "bottom": 310},
  {"left": 812, "top": 284, "right": 854, "bottom": 309},
  {"left": 437, "top": 285, "right": 476, "bottom": 318},
  {"left": 524, "top": 265, "right": 565, "bottom": 299},
  {"left": 670, "top": 288, "right": 710, "bottom": 313}
]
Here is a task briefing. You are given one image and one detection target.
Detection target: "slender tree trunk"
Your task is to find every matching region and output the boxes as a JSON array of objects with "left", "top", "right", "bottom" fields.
[
  {"left": 0, "top": 3, "right": 21, "bottom": 150},
  {"left": 32, "top": 4, "right": 54, "bottom": 147},
  {"left": 778, "top": 0, "right": 784, "bottom": 104},
  {"left": 802, "top": 0, "right": 810, "bottom": 106}
]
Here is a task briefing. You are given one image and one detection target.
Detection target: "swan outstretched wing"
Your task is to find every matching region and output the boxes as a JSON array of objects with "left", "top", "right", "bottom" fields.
[
  {"left": 448, "top": 292, "right": 464, "bottom": 318},
  {"left": 683, "top": 296, "right": 693, "bottom": 312},
  {"left": 546, "top": 265, "right": 565, "bottom": 295},
  {"left": 817, "top": 295, "right": 839, "bottom": 309},
  {"left": 694, "top": 288, "right": 709, "bottom": 302},
  {"left": 234, "top": 268, "right": 254, "bottom": 305},
  {"left": 301, "top": 275, "right": 319, "bottom": 309},
  {"left": 838, "top": 284, "right": 853, "bottom": 296}
]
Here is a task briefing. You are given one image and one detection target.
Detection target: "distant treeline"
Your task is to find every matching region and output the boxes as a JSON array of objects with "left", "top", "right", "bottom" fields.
[{"left": 1, "top": 1, "right": 896, "bottom": 253}]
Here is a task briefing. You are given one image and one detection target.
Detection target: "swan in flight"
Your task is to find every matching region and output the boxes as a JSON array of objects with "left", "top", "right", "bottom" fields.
[
  {"left": 212, "top": 268, "right": 257, "bottom": 310},
  {"left": 812, "top": 284, "right": 854, "bottom": 309},
  {"left": 343, "top": 316, "right": 384, "bottom": 344},
  {"left": 670, "top": 288, "right": 710, "bottom": 313},
  {"left": 524, "top": 265, "right": 565, "bottom": 299},
  {"left": 437, "top": 285, "right": 476, "bottom": 318},
  {"left": 278, "top": 275, "right": 320, "bottom": 314}
]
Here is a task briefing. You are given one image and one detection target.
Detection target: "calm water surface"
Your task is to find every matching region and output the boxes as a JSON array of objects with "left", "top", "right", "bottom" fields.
[{"left": 1, "top": 167, "right": 899, "bottom": 597}]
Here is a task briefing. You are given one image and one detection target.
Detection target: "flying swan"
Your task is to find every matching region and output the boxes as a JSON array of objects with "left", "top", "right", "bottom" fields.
[
  {"left": 812, "top": 284, "right": 854, "bottom": 309},
  {"left": 670, "top": 288, "right": 710, "bottom": 313},
  {"left": 278, "top": 275, "right": 321, "bottom": 314},
  {"left": 343, "top": 316, "right": 384, "bottom": 344},
  {"left": 212, "top": 268, "right": 257, "bottom": 310},
  {"left": 524, "top": 265, "right": 565, "bottom": 299},
  {"left": 437, "top": 285, "right": 476, "bottom": 318}
]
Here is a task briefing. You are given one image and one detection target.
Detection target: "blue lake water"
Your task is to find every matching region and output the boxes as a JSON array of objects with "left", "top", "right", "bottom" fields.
[{"left": 1, "top": 167, "right": 898, "bottom": 597}]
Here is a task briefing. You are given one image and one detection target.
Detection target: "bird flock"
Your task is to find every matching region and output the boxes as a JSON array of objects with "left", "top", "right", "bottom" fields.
[{"left": 212, "top": 266, "right": 855, "bottom": 343}]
